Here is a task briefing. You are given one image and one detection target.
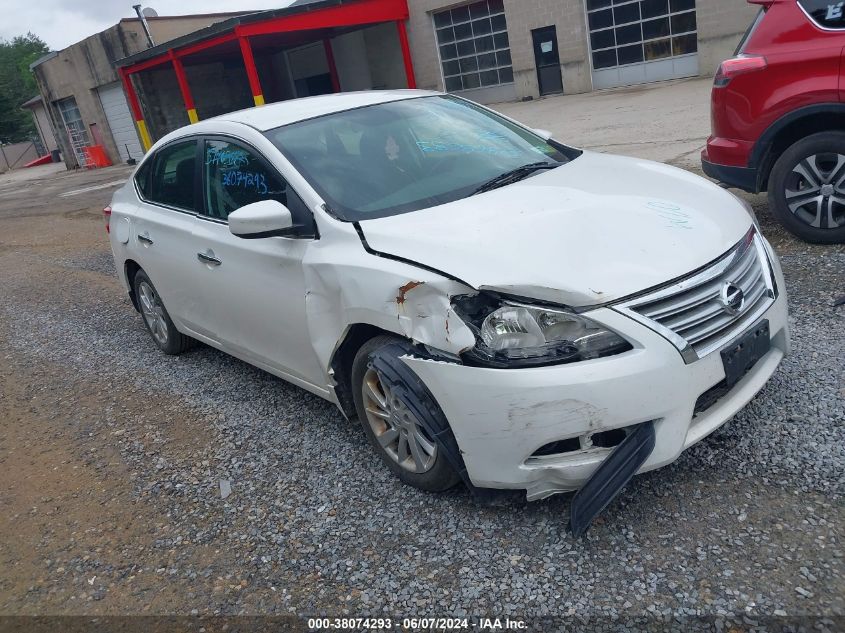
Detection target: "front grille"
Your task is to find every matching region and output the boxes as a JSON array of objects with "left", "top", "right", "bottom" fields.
[{"left": 617, "top": 228, "right": 776, "bottom": 362}]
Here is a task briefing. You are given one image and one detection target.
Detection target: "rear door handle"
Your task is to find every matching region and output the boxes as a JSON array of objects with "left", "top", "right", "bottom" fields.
[
  {"left": 197, "top": 251, "right": 222, "bottom": 266},
  {"left": 137, "top": 233, "right": 154, "bottom": 245}
]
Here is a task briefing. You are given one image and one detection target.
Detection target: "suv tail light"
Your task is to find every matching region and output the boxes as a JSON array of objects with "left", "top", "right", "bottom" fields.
[
  {"left": 714, "top": 55, "right": 767, "bottom": 88},
  {"left": 103, "top": 205, "right": 112, "bottom": 234}
]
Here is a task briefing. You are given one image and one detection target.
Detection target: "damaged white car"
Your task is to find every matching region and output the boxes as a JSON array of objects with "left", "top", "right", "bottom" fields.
[{"left": 106, "top": 91, "right": 789, "bottom": 534}]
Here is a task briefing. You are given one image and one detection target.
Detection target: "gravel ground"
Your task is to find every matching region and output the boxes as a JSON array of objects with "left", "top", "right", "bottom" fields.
[
  {"left": 0, "top": 98, "right": 843, "bottom": 624},
  {"left": 0, "top": 193, "right": 842, "bottom": 624}
]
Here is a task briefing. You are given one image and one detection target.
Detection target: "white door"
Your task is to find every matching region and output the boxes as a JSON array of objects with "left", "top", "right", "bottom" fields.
[
  {"left": 98, "top": 82, "right": 143, "bottom": 163},
  {"left": 131, "top": 139, "right": 207, "bottom": 334},
  {"left": 193, "top": 138, "right": 324, "bottom": 385},
  {"left": 586, "top": 0, "right": 699, "bottom": 89}
]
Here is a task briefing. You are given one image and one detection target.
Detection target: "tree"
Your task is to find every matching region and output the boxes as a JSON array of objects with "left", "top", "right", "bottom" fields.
[{"left": 0, "top": 33, "right": 50, "bottom": 144}]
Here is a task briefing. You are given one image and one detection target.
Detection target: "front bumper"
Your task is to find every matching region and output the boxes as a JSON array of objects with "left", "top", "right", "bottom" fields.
[{"left": 403, "top": 247, "right": 789, "bottom": 501}]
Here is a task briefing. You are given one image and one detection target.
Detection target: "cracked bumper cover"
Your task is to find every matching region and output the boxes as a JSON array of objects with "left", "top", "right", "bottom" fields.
[{"left": 401, "top": 276, "right": 789, "bottom": 501}]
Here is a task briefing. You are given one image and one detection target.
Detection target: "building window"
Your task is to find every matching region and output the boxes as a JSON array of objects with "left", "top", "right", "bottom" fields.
[
  {"left": 56, "top": 97, "right": 91, "bottom": 167},
  {"left": 586, "top": 0, "right": 698, "bottom": 70},
  {"left": 434, "top": 0, "right": 513, "bottom": 92}
]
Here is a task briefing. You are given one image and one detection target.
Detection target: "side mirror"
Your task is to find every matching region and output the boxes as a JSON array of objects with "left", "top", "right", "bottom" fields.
[
  {"left": 532, "top": 128, "right": 553, "bottom": 141},
  {"left": 228, "top": 200, "right": 294, "bottom": 239}
]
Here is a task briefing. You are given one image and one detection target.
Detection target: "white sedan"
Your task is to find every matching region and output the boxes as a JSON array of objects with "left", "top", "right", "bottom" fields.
[{"left": 106, "top": 91, "right": 789, "bottom": 533}]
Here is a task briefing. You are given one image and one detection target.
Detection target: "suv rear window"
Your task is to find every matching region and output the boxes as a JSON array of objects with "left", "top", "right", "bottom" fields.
[{"left": 798, "top": 0, "right": 845, "bottom": 29}]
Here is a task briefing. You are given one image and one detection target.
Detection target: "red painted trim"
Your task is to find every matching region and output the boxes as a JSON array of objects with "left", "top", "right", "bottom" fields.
[
  {"left": 123, "top": 55, "right": 170, "bottom": 75},
  {"left": 169, "top": 52, "right": 196, "bottom": 111},
  {"left": 396, "top": 20, "right": 416, "bottom": 89},
  {"left": 238, "top": 35, "right": 264, "bottom": 99},
  {"left": 121, "top": 0, "right": 409, "bottom": 78},
  {"left": 118, "top": 67, "right": 144, "bottom": 121},
  {"left": 174, "top": 32, "right": 237, "bottom": 59},
  {"left": 239, "top": 0, "right": 408, "bottom": 36},
  {"left": 323, "top": 39, "right": 341, "bottom": 93}
]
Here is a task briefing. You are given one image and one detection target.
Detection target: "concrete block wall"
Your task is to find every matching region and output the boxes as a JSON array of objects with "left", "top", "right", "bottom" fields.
[
  {"left": 407, "top": 0, "right": 591, "bottom": 102},
  {"left": 364, "top": 22, "right": 409, "bottom": 89},
  {"left": 503, "top": 0, "right": 591, "bottom": 97},
  {"left": 696, "top": 0, "right": 760, "bottom": 76}
]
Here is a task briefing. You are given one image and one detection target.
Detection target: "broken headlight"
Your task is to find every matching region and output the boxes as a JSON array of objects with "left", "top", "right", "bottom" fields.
[{"left": 454, "top": 295, "right": 632, "bottom": 368}]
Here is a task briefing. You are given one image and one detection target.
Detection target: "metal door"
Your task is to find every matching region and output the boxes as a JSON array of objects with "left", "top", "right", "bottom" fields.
[{"left": 532, "top": 26, "right": 563, "bottom": 96}]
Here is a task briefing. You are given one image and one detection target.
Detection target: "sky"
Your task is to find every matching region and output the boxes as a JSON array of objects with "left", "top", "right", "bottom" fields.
[{"left": 0, "top": 0, "right": 295, "bottom": 50}]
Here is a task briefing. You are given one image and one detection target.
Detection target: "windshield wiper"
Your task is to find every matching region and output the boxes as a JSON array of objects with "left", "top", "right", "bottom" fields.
[{"left": 471, "top": 162, "right": 559, "bottom": 196}]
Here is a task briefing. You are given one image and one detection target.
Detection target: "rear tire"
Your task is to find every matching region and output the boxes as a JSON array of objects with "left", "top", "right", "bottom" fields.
[
  {"left": 133, "top": 270, "right": 193, "bottom": 355},
  {"left": 768, "top": 132, "right": 845, "bottom": 244},
  {"left": 351, "top": 335, "right": 460, "bottom": 493}
]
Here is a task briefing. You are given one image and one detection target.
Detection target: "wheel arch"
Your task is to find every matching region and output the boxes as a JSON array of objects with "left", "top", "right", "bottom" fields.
[
  {"left": 752, "top": 103, "right": 845, "bottom": 192},
  {"left": 329, "top": 323, "right": 409, "bottom": 419}
]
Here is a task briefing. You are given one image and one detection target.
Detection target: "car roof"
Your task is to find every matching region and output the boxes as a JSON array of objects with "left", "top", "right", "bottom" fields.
[{"left": 209, "top": 90, "right": 441, "bottom": 131}]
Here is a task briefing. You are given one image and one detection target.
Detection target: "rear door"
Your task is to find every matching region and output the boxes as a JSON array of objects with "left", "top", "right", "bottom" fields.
[
  {"left": 191, "top": 137, "right": 324, "bottom": 385},
  {"left": 132, "top": 139, "right": 206, "bottom": 332}
]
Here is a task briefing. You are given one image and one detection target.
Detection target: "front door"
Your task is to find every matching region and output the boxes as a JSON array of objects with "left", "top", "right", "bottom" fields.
[
  {"left": 532, "top": 26, "right": 563, "bottom": 96},
  {"left": 192, "top": 138, "right": 324, "bottom": 387}
]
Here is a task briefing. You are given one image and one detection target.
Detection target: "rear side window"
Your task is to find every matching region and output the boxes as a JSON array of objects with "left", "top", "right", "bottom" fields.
[
  {"left": 145, "top": 141, "right": 198, "bottom": 211},
  {"left": 134, "top": 159, "right": 152, "bottom": 199},
  {"left": 798, "top": 0, "right": 845, "bottom": 29}
]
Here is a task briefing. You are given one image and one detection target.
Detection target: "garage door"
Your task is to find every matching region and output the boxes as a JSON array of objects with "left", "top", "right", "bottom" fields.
[
  {"left": 97, "top": 82, "right": 143, "bottom": 163},
  {"left": 586, "top": 0, "right": 699, "bottom": 90}
]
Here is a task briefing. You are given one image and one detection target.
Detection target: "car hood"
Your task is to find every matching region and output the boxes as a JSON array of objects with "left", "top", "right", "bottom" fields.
[{"left": 358, "top": 151, "right": 754, "bottom": 307}]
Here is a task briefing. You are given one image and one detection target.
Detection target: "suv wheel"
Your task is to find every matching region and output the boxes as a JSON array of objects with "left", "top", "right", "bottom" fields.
[{"left": 768, "top": 132, "right": 845, "bottom": 243}]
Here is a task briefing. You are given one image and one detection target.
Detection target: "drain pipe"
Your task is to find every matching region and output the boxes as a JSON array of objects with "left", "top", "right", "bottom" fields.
[{"left": 133, "top": 5, "right": 156, "bottom": 49}]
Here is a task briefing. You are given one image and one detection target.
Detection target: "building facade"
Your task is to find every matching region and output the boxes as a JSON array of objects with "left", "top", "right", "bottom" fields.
[
  {"left": 407, "top": 0, "right": 759, "bottom": 102},
  {"left": 31, "top": 0, "right": 758, "bottom": 168},
  {"left": 30, "top": 13, "right": 243, "bottom": 169}
]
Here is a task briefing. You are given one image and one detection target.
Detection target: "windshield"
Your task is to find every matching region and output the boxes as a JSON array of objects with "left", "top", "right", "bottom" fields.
[{"left": 264, "top": 95, "right": 574, "bottom": 221}]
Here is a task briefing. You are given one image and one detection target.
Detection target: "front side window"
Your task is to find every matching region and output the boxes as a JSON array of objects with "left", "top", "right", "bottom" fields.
[
  {"left": 434, "top": 0, "right": 513, "bottom": 91},
  {"left": 145, "top": 140, "right": 198, "bottom": 211},
  {"left": 798, "top": 0, "right": 845, "bottom": 28},
  {"left": 203, "top": 139, "right": 315, "bottom": 236},
  {"left": 265, "top": 95, "right": 573, "bottom": 221}
]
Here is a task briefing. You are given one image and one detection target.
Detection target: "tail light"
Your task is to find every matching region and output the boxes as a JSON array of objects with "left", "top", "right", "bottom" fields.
[
  {"left": 103, "top": 205, "right": 112, "bottom": 234},
  {"left": 714, "top": 55, "right": 767, "bottom": 88}
]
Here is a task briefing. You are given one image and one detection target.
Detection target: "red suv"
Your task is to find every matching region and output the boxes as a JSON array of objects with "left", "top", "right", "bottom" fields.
[{"left": 702, "top": 0, "right": 845, "bottom": 243}]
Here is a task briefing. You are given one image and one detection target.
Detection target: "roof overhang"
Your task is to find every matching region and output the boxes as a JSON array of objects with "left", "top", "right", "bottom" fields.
[{"left": 116, "top": 0, "right": 409, "bottom": 75}]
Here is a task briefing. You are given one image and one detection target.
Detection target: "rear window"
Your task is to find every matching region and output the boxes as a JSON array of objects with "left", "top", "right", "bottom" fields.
[
  {"left": 798, "top": 0, "right": 845, "bottom": 29},
  {"left": 735, "top": 8, "right": 765, "bottom": 55}
]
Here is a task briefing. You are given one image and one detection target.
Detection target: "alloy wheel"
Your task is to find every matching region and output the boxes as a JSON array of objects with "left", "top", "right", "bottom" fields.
[
  {"left": 138, "top": 281, "right": 169, "bottom": 346},
  {"left": 785, "top": 153, "right": 845, "bottom": 230},
  {"left": 361, "top": 367, "right": 437, "bottom": 473}
]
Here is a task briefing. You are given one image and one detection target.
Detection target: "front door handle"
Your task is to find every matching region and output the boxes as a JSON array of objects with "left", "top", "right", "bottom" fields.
[
  {"left": 197, "top": 251, "right": 222, "bottom": 266},
  {"left": 137, "top": 233, "right": 154, "bottom": 245}
]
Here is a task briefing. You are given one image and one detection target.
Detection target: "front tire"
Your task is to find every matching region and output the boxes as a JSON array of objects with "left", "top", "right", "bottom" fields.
[
  {"left": 133, "top": 270, "right": 193, "bottom": 355},
  {"left": 351, "top": 335, "right": 460, "bottom": 493},
  {"left": 768, "top": 132, "right": 845, "bottom": 244}
]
